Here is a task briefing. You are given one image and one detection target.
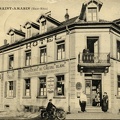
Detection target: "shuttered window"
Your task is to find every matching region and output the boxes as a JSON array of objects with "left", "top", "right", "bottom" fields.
[{"left": 4, "top": 81, "right": 16, "bottom": 98}]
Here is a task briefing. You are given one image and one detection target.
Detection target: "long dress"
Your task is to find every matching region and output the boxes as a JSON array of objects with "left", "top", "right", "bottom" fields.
[{"left": 101, "top": 95, "right": 108, "bottom": 112}]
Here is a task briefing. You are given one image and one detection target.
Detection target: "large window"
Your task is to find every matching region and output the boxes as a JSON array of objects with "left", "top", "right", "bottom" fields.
[
  {"left": 41, "top": 20, "right": 46, "bottom": 33},
  {"left": 40, "top": 46, "right": 47, "bottom": 63},
  {"left": 5, "top": 81, "right": 16, "bottom": 98},
  {"left": 39, "top": 77, "right": 46, "bottom": 96},
  {"left": 118, "top": 76, "right": 120, "bottom": 96},
  {"left": 25, "top": 50, "right": 31, "bottom": 66},
  {"left": 24, "top": 79, "right": 31, "bottom": 97},
  {"left": 117, "top": 41, "right": 120, "bottom": 60},
  {"left": 57, "top": 41, "right": 65, "bottom": 60},
  {"left": 9, "top": 55, "right": 14, "bottom": 69},
  {"left": 88, "top": 7, "right": 97, "bottom": 21},
  {"left": 55, "top": 75, "right": 65, "bottom": 96}
]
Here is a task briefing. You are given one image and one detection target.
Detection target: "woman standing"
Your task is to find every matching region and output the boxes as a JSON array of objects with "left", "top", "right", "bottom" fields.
[{"left": 101, "top": 92, "right": 108, "bottom": 112}]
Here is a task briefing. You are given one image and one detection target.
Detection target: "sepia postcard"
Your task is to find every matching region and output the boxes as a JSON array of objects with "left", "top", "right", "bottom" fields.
[{"left": 0, "top": 0, "right": 120, "bottom": 119}]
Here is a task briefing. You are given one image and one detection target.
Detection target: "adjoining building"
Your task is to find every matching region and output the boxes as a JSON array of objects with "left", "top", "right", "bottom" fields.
[{"left": 0, "top": 0, "right": 120, "bottom": 114}]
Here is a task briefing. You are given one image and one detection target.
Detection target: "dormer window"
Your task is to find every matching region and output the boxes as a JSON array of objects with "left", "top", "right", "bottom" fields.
[
  {"left": 88, "top": 7, "right": 97, "bottom": 21},
  {"left": 26, "top": 27, "right": 31, "bottom": 38},
  {"left": 41, "top": 20, "right": 46, "bottom": 33},
  {"left": 11, "top": 34, "right": 14, "bottom": 43}
]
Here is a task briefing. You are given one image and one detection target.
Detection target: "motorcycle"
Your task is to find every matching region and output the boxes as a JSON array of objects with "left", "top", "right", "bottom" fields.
[{"left": 40, "top": 106, "right": 66, "bottom": 120}]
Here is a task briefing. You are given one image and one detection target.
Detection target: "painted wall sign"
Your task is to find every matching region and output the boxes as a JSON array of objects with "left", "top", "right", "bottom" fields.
[
  {"left": 22, "top": 61, "right": 68, "bottom": 77},
  {"left": 47, "top": 77, "right": 54, "bottom": 93}
]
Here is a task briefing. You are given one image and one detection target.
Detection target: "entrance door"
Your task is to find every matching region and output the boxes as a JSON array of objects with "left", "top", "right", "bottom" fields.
[{"left": 85, "top": 79, "right": 101, "bottom": 106}]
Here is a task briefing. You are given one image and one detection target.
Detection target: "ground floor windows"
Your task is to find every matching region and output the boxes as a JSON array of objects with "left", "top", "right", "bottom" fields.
[
  {"left": 56, "top": 75, "right": 65, "bottom": 96},
  {"left": 39, "top": 77, "right": 47, "bottom": 96},
  {"left": 5, "top": 81, "right": 16, "bottom": 98},
  {"left": 117, "top": 76, "right": 120, "bottom": 96},
  {"left": 24, "top": 78, "right": 31, "bottom": 97}
]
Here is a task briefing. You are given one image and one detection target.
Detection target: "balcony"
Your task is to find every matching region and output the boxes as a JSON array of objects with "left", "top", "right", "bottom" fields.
[{"left": 78, "top": 53, "right": 110, "bottom": 73}]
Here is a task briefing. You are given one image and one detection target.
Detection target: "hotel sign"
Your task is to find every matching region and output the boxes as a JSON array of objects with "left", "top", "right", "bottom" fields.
[{"left": 22, "top": 62, "right": 68, "bottom": 77}]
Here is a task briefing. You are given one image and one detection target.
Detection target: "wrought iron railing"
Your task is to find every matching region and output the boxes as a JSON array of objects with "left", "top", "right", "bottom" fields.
[{"left": 78, "top": 53, "right": 110, "bottom": 64}]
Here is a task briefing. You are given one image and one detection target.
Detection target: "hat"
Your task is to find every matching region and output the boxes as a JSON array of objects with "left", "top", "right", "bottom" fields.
[{"left": 49, "top": 99, "right": 52, "bottom": 101}]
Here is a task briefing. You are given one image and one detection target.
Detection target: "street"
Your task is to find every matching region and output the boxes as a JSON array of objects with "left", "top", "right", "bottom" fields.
[{"left": 0, "top": 112, "right": 120, "bottom": 120}]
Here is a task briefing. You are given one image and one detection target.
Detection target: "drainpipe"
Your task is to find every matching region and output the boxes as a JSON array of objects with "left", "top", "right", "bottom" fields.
[{"left": 66, "top": 25, "right": 71, "bottom": 114}]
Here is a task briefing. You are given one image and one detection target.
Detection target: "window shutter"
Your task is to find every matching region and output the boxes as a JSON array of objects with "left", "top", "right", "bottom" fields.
[
  {"left": 4, "top": 81, "right": 7, "bottom": 98},
  {"left": 13, "top": 81, "right": 16, "bottom": 97}
]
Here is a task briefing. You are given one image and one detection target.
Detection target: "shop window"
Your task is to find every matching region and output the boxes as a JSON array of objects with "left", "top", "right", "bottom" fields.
[
  {"left": 5, "top": 81, "right": 16, "bottom": 98},
  {"left": 57, "top": 41, "right": 65, "bottom": 60},
  {"left": 40, "top": 46, "right": 47, "bottom": 63},
  {"left": 117, "top": 76, "right": 120, "bottom": 96},
  {"left": 25, "top": 50, "right": 31, "bottom": 66},
  {"left": 56, "top": 75, "right": 65, "bottom": 96},
  {"left": 87, "top": 7, "right": 97, "bottom": 21},
  {"left": 117, "top": 41, "right": 120, "bottom": 60},
  {"left": 24, "top": 79, "right": 31, "bottom": 97},
  {"left": 41, "top": 20, "right": 46, "bottom": 33},
  {"left": 39, "top": 77, "right": 46, "bottom": 96},
  {"left": 26, "top": 27, "right": 31, "bottom": 38},
  {"left": 9, "top": 55, "right": 14, "bottom": 69}
]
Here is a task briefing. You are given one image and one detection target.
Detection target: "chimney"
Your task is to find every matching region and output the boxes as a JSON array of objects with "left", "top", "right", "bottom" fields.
[
  {"left": 64, "top": 9, "right": 69, "bottom": 21},
  {"left": 4, "top": 39, "right": 7, "bottom": 45}
]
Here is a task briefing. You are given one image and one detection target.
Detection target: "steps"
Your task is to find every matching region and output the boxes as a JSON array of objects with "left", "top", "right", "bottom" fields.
[
  {"left": 75, "top": 106, "right": 102, "bottom": 113},
  {"left": 86, "top": 106, "right": 102, "bottom": 113}
]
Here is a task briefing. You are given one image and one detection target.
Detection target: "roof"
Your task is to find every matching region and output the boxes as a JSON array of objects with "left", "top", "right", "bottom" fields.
[
  {"left": 24, "top": 21, "right": 39, "bottom": 30},
  {"left": 37, "top": 14, "right": 61, "bottom": 26},
  {"left": 7, "top": 28, "right": 25, "bottom": 37}
]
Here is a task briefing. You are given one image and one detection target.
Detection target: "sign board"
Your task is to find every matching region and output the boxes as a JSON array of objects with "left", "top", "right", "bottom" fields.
[{"left": 47, "top": 77, "right": 54, "bottom": 93}]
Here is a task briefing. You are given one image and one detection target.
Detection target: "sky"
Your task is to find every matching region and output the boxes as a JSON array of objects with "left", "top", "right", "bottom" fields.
[{"left": 0, "top": 0, "right": 120, "bottom": 45}]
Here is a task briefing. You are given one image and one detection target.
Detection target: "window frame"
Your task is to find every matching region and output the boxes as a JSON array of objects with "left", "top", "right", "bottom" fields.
[
  {"left": 55, "top": 75, "right": 65, "bottom": 97},
  {"left": 117, "top": 40, "right": 120, "bottom": 60},
  {"left": 56, "top": 41, "right": 65, "bottom": 60},
  {"left": 8, "top": 54, "right": 14, "bottom": 69},
  {"left": 38, "top": 77, "right": 47, "bottom": 97},
  {"left": 87, "top": 7, "right": 97, "bottom": 22},
  {"left": 24, "top": 78, "right": 31, "bottom": 97},
  {"left": 40, "top": 46, "right": 47, "bottom": 63},
  {"left": 25, "top": 50, "right": 31, "bottom": 66},
  {"left": 41, "top": 20, "right": 46, "bottom": 33},
  {"left": 117, "top": 75, "right": 120, "bottom": 96},
  {"left": 5, "top": 80, "right": 16, "bottom": 98}
]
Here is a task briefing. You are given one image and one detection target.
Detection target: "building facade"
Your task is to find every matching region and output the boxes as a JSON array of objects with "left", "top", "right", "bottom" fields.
[{"left": 0, "top": 0, "right": 120, "bottom": 114}]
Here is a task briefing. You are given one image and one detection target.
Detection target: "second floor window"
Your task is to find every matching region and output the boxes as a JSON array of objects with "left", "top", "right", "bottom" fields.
[
  {"left": 24, "top": 79, "right": 31, "bottom": 97},
  {"left": 40, "top": 46, "right": 47, "bottom": 63},
  {"left": 57, "top": 41, "right": 65, "bottom": 60},
  {"left": 39, "top": 77, "right": 46, "bottom": 96},
  {"left": 88, "top": 7, "right": 97, "bottom": 21},
  {"left": 117, "top": 41, "right": 120, "bottom": 60},
  {"left": 9, "top": 55, "right": 14, "bottom": 69},
  {"left": 25, "top": 50, "right": 31, "bottom": 66}
]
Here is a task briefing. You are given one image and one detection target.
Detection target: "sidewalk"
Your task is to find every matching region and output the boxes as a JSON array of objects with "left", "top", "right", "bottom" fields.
[{"left": 66, "top": 112, "right": 120, "bottom": 119}]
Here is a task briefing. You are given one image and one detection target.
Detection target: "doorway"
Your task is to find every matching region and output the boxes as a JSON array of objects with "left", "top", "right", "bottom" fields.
[{"left": 85, "top": 78, "right": 102, "bottom": 106}]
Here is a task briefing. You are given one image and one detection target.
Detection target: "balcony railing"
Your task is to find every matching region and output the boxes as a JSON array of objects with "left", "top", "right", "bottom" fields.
[{"left": 78, "top": 53, "right": 110, "bottom": 64}]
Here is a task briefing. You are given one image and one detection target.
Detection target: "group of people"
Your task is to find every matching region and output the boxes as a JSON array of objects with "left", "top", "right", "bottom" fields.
[
  {"left": 79, "top": 91, "right": 109, "bottom": 112},
  {"left": 45, "top": 92, "right": 109, "bottom": 115}
]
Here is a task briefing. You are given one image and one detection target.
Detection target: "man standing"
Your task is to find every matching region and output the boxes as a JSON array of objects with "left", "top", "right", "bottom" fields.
[{"left": 79, "top": 91, "right": 87, "bottom": 112}]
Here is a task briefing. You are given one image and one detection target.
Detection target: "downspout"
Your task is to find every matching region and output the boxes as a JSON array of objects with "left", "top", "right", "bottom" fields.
[{"left": 66, "top": 25, "right": 71, "bottom": 114}]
